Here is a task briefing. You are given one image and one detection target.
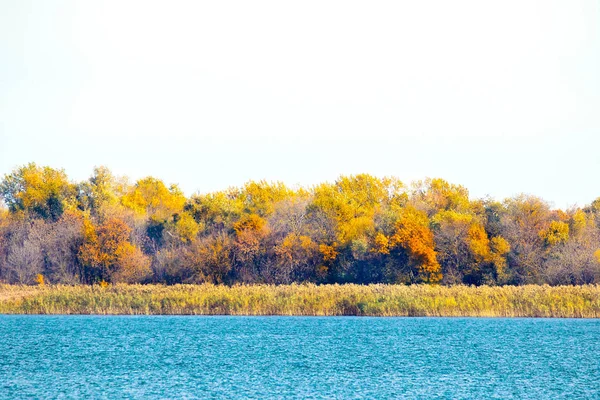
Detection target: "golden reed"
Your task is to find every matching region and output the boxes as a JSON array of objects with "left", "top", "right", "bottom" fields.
[{"left": 1, "top": 284, "right": 598, "bottom": 317}]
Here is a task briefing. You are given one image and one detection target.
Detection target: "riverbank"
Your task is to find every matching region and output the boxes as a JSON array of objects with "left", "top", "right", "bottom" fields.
[{"left": 0, "top": 284, "right": 599, "bottom": 317}]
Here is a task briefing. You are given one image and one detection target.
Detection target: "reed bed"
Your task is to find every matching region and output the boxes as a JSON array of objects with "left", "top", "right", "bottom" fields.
[{"left": 0, "top": 284, "right": 599, "bottom": 317}]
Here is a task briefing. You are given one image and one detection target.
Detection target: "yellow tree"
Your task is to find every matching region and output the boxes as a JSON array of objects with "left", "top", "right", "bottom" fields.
[
  {"left": 539, "top": 221, "right": 569, "bottom": 246},
  {"left": 122, "top": 177, "right": 197, "bottom": 244},
  {"left": 186, "top": 190, "right": 244, "bottom": 233},
  {"left": 431, "top": 210, "right": 508, "bottom": 284},
  {"left": 382, "top": 207, "right": 442, "bottom": 283},
  {"left": 0, "top": 163, "right": 76, "bottom": 221},
  {"left": 310, "top": 174, "right": 405, "bottom": 265},
  {"left": 569, "top": 209, "right": 587, "bottom": 237},
  {"left": 122, "top": 177, "right": 186, "bottom": 220},
  {"left": 311, "top": 174, "right": 405, "bottom": 244},
  {"left": 489, "top": 236, "right": 511, "bottom": 282},
  {"left": 410, "top": 178, "right": 472, "bottom": 217},
  {"left": 237, "top": 180, "right": 295, "bottom": 217}
]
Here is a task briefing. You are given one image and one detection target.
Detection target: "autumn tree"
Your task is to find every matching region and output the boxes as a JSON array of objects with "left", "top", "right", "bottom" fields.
[
  {"left": 373, "top": 207, "right": 441, "bottom": 283},
  {"left": 77, "top": 166, "right": 129, "bottom": 219},
  {"left": 186, "top": 190, "right": 242, "bottom": 234},
  {"left": 122, "top": 177, "right": 197, "bottom": 248},
  {"left": 78, "top": 217, "right": 151, "bottom": 283},
  {"left": 237, "top": 180, "right": 295, "bottom": 217},
  {"left": 410, "top": 178, "right": 471, "bottom": 217},
  {"left": 187, "top": 233, "right": 234, "bottom": 284},
  {"left": 308, "top": 175, "right": 406, "bottom": 282},
  {"left": 0, "top": 163, "right": 76, "bottom": 221},
  {"left": 232, "top": 214, "right": 269, "bottom": 282},
  {"left": 544, "top": 209, "right": 600, "bottom": 284},
  {"left": 270, "top": 234, "right": 320, "bottom": 283},
  {"left": 496, "top": 195, "right": 552, "bottom": 284},
  {"left": 432, "top": 211, "right": 509, "bottom": 285},
  {"left": 2, "top": 163, "right": 599, "bottom": 286}
]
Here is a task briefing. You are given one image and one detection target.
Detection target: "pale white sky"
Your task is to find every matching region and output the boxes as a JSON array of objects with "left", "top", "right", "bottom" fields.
[{"left": 1, "top": 1, "right": 599, "bottom": 208}]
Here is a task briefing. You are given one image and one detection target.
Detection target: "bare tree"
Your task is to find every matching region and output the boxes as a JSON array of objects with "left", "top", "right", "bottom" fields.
[{"left": 5, "top": 239, "right": 43, "bottom": 284}]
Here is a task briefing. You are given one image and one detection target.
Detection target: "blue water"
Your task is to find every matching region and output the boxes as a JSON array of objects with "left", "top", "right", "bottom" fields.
[{"left": 0, "top": 316, "right": 598, "bottom": 399}]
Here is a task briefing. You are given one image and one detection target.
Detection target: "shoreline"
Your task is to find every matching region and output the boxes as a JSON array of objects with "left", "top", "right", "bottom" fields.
[
  {"left": 2, "top": 314, "right": 599, "bottom": 319},
  {"left": 1, "top": 283, "right": 599, "bottom": 318}
]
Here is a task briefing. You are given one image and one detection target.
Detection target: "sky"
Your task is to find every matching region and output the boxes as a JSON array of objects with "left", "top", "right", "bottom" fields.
[{"left": 0, "top": 0, "right": 599, "bottom": 209}]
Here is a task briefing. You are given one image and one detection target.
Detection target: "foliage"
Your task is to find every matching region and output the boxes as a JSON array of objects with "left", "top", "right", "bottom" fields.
[
  {"left": 0, "top": 163, "right": 75, "bottom": 221},
  {"left": 78, "top": 217, "right": 150, "bottom": 283},
  {"left": 1, "top": 164, "right": 599, "bottom": 287}
]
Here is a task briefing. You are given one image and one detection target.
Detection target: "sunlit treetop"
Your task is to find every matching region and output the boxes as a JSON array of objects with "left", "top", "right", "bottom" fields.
[
  {"left": 0, "top": 163, "right": 76, "bottom": 221},
  {"left": 121, "top": 177, "right": 186, "bottom": 221},
  {"left": 236, "top": 180, "right": 296, "bottom": 217},
  {"left": 410, "top": 178, "right": 471, "bottom": 216}
]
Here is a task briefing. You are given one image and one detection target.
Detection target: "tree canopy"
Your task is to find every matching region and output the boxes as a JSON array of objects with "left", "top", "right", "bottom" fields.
[{"left": 1, "top": 163, "right": 599, "bottom": 285}]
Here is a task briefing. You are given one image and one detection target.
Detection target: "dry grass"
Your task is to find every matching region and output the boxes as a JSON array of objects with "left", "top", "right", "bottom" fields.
[{"left": 0, "top": 283, "right": 599, "bottom": 317}]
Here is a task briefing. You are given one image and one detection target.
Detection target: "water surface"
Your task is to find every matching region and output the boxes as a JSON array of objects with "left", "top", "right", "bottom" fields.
[{"left": 0, "top": 316, "right": 598, "bottom": 399}]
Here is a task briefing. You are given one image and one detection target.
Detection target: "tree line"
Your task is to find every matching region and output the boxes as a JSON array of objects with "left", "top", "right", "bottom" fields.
[{"left": 0, "top": 163, "right": 599, "bottom": 286}]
